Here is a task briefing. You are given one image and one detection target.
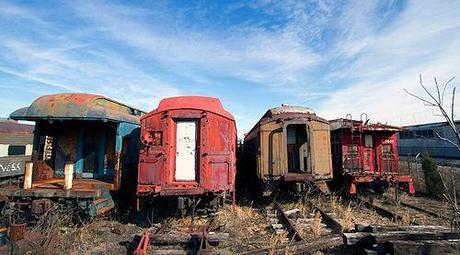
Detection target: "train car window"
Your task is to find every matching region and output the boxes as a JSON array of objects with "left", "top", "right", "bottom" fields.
[
  {"left": 364, "top": 135, "right": 373, "bottom": 148},
  {"left": 348, "top": 144, "right": 358, "bottom": 154},
  {"left": 382, "top": 144, "right": 393, "bottom": 154},
  {"left": 8, "top": 145, "right": 26, "bottom": 156}
]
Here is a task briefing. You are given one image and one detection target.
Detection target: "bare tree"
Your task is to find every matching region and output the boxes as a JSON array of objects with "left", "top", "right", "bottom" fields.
[{"left": 404, "top": 74, "right": 459, "bottom": 230}]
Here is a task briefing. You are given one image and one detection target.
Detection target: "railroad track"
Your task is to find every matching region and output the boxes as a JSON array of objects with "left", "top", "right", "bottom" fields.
[
  {"left": 356, "top": 196, "right": 405, "bottom": 223},
  {"left": 399, "top": 201, "right": 452, "bottom": 221},
  {"left": 134, "top": 213, "right": 229, "bottom": 255},
  {"left": 240, "top": 194, "right": 454, "bottom": 254},
  {"left": 357, "top": 194, "right": 453, "bottom": 227},
  {"left": 269, "top": 201, "right": 304, "bottom": 241},
  {"left": 242, "top": 200, "right": 345, "bottom": 255}
]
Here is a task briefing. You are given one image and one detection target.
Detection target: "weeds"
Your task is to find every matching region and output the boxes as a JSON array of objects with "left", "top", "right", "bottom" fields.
[
  {"left": 341, "top": 203, "right": 354, "bottom": 231},
  {"left": 312, "top": 210, "right": 322, "bottom": 237},
  {"left": 268, "top": 231, "right": 288, "bottom": 255}
]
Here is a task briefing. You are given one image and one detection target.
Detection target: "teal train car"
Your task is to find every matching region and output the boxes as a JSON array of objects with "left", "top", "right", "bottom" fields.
[{"left": 0, "top": 93, "right": 144, "bottom": 217}]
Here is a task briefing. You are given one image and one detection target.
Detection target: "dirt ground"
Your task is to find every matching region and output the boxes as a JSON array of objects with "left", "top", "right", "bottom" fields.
[
  {"left": 2, "top": 218, "right": 142, "bottom": 255},
  {"left": 2, "top": 160, "right": 459, "bottom": 255},
  {"left": 2, "top": 192, "right": 456, "bottom": 255}
]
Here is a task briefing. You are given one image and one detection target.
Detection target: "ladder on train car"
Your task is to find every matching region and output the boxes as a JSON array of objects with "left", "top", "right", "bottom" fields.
[{"left": 345, "top": 114, "right": 364, "bottom": 173}]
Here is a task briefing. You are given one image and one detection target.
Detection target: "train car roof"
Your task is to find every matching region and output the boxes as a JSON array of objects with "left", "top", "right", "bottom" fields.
[
  {"left": 0, "top": 120, "right": 34, "bottom": 134},
  {"left": 143, "top": 96, "right": 235, "bottom": 120},
  {"left": 329, "top": 118, "right": 402, "bottom": 132},
  {"left": 10, "top": 93, "right": 145, "bottom": 125},
  {"left": 263, "top": 105, "right": 316, "bottom": 117},
  {"left": 245, "top": 105, "right": 328, "bottom": 140}
]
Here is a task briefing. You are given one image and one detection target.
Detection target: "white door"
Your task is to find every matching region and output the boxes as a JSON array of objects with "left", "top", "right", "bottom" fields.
[{"left": 175, "top": 121, "right": 197, "bottom": 181}]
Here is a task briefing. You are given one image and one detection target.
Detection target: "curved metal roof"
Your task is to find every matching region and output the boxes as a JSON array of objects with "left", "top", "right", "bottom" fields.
[
  {"left": 10, "top": 93, "right": 145, "bottom": 124},
  {"left": 263, "top": 105, "right": 315, "bottom": 117},
  {"left": 144, "top": 96, "right": 235, "bottom": 120}
]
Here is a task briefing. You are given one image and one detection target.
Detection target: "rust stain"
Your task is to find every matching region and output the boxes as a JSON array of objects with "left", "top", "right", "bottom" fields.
[
  {"left": 137, "top": 96, "right": 237, "bottom": 199},
  {"left": 10, "top": 93, "right": 145, "bottom": 124}
]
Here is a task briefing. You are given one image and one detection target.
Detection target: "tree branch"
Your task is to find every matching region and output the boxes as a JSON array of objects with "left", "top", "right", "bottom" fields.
[
  {"left": 452, "top": 87, "right": 456, "bottom": 124},
  {"left": 434, "top": 76, "right": 442, "bottom": 104},
  {"left": 403, "top": 88, "right": 437, "bottom": 106},
  {"left": 441, "top": 76, "right": 455, "bottom": 103},
  {"left": 436, "top": 132, "right": 460, "bottom": 151}
]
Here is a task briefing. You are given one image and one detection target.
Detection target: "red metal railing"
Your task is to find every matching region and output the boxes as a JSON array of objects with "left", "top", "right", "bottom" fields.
[
  {"left": 381, "top": 155, "right": 398, "bottom": 173},
  {"left": 344, "top": 154, "right": 362, "bottom": 174}
]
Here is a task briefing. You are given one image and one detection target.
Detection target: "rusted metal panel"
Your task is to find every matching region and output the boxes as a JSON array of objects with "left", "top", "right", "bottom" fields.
[
  {"left": 244, "top": 105, "right": 333, "bottom": 183},
  {"left": 10, "top": 93, "right": 144, "bottom": 124},
  {"left": 144, "top": 96, "right": 234, "bottom": 120},
  {"left": 137, "top": 96, "right": 237, "bottom": 198}
]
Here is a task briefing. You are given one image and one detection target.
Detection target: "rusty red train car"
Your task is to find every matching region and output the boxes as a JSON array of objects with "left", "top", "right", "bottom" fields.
[
  {"left": 330, "top": 115, "right": 414, "bottom": 194},
  {"left": 137, "top": 96, "right": 237, "bottom": 214}
]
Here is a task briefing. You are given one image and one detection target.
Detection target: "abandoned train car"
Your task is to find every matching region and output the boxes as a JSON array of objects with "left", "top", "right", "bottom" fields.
[
  {"left": 0, "top": 119, "right": 34, "bottom": 182},
  {"left": 0, "top": 93, "right": 144, "bottom": 217},
  {"left": 330, "top": 116, "right": 414, "bottom": 194},
  {"left": 137, "top": 96, "right": 237, "bottom": 214},
  {"left": 243, "top": 105, "right": 333, "bottom": 196}
]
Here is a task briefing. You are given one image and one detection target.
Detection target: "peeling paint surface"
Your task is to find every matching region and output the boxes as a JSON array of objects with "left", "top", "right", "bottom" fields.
[
  {"left": 244, "top": 106, "right": 333, "bottom": 182},
  {"left": 10, "top": 93, "right": 144, "bottom": 124},
  {"left": 138, "top": 96, "right": 237, "bottom": 196}
]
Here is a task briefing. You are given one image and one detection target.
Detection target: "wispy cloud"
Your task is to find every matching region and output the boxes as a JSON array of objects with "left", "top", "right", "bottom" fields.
[
  {"left": 319, "top": 0, "right": 460, "bottom": 126},
  {"left": 72, "top": 1, "right": 322, "bottom": 88},
  {"left": 0, "top": 0, "right": 459, "bottom": 135},
  {"left": 0, "top": 3, "right": 181, "bottom": 111}
]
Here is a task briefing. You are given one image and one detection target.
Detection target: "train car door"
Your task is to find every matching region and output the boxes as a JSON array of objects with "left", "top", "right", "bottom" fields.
[
  {"left": 175, "top": 121, "right": 197, "bottom": 181},
  {"left": 82, "top": 129, "right": 98, "bottom": 178},
  {"left": 286, "top": 124, "right": 309, "bottom": 173},
  {"left": 363, "top": 134, "right": 375, "bottom": 172}
]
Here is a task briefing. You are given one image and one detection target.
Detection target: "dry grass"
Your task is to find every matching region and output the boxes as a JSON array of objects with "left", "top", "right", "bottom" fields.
[
  {"left": 215, "top": 205, "right": 270, "bottom": 253},
  {"left": 163, "top": 214, "right": 209, "bottom": 227},
  {"left": 59, "top": 220, "right": 140, "bottom": 255},
  {"left": 24, "top": 204, "right": 79, "bottom": 254},
  {"left": 341, "top": 203, "right": 354, "bottom": 232},
  {"left": 268, "top": 231, "right": 288, "bottom": 255},
  {"left": 311, "top": 210, "right": 322, "bottom": 237},
  {"left": 397, "top": 210, "right": 412, "bottom": 225},
  {"left": 330, "top": 195, "right": 340, "bottom": 215}
]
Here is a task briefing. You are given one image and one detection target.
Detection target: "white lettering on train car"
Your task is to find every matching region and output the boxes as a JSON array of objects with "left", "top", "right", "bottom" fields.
[{"left": 0, "top": 162, "right": 21, "bottom": 172}]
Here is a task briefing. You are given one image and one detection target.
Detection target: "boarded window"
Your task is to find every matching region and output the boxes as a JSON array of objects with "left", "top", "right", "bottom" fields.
[
  {"left": 364, "top": 135, "right": 373, "bottom": 148},
  {"left": 8, "top": 145, "right": 26, "bottom": 156}
]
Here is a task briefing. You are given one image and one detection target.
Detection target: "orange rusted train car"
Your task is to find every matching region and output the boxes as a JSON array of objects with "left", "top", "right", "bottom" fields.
[
  {"left": 137, "top": 96, "right": 237, "bottom": 214},
  {"left": 243, "top": 105, "right": 333, "bottom": 196}
]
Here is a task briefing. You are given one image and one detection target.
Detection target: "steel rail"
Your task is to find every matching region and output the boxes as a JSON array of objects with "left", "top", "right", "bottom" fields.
[{"left": 273, "top": 201, "right": 304, "bottom": 241}]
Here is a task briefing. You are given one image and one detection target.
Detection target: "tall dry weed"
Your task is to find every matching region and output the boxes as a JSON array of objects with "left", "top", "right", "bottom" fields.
[
  {"left": 341, "top": 203, "right": 354, "bottom": 232},
  {"left": 268, "top": 231, "right": 288, "bottom": 255},
  {"left": 312, "top": 210, "right": 322, "bottom": 237}
]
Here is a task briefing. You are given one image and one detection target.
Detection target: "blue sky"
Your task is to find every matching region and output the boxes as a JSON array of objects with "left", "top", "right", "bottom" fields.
[{"left": 0, "top": 0, "right": 459, "bottom": 135}]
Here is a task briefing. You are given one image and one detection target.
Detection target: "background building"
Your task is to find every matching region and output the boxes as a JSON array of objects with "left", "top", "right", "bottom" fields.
[{"left": 398, "top": 121, "right": 460, "bottom": 159}]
